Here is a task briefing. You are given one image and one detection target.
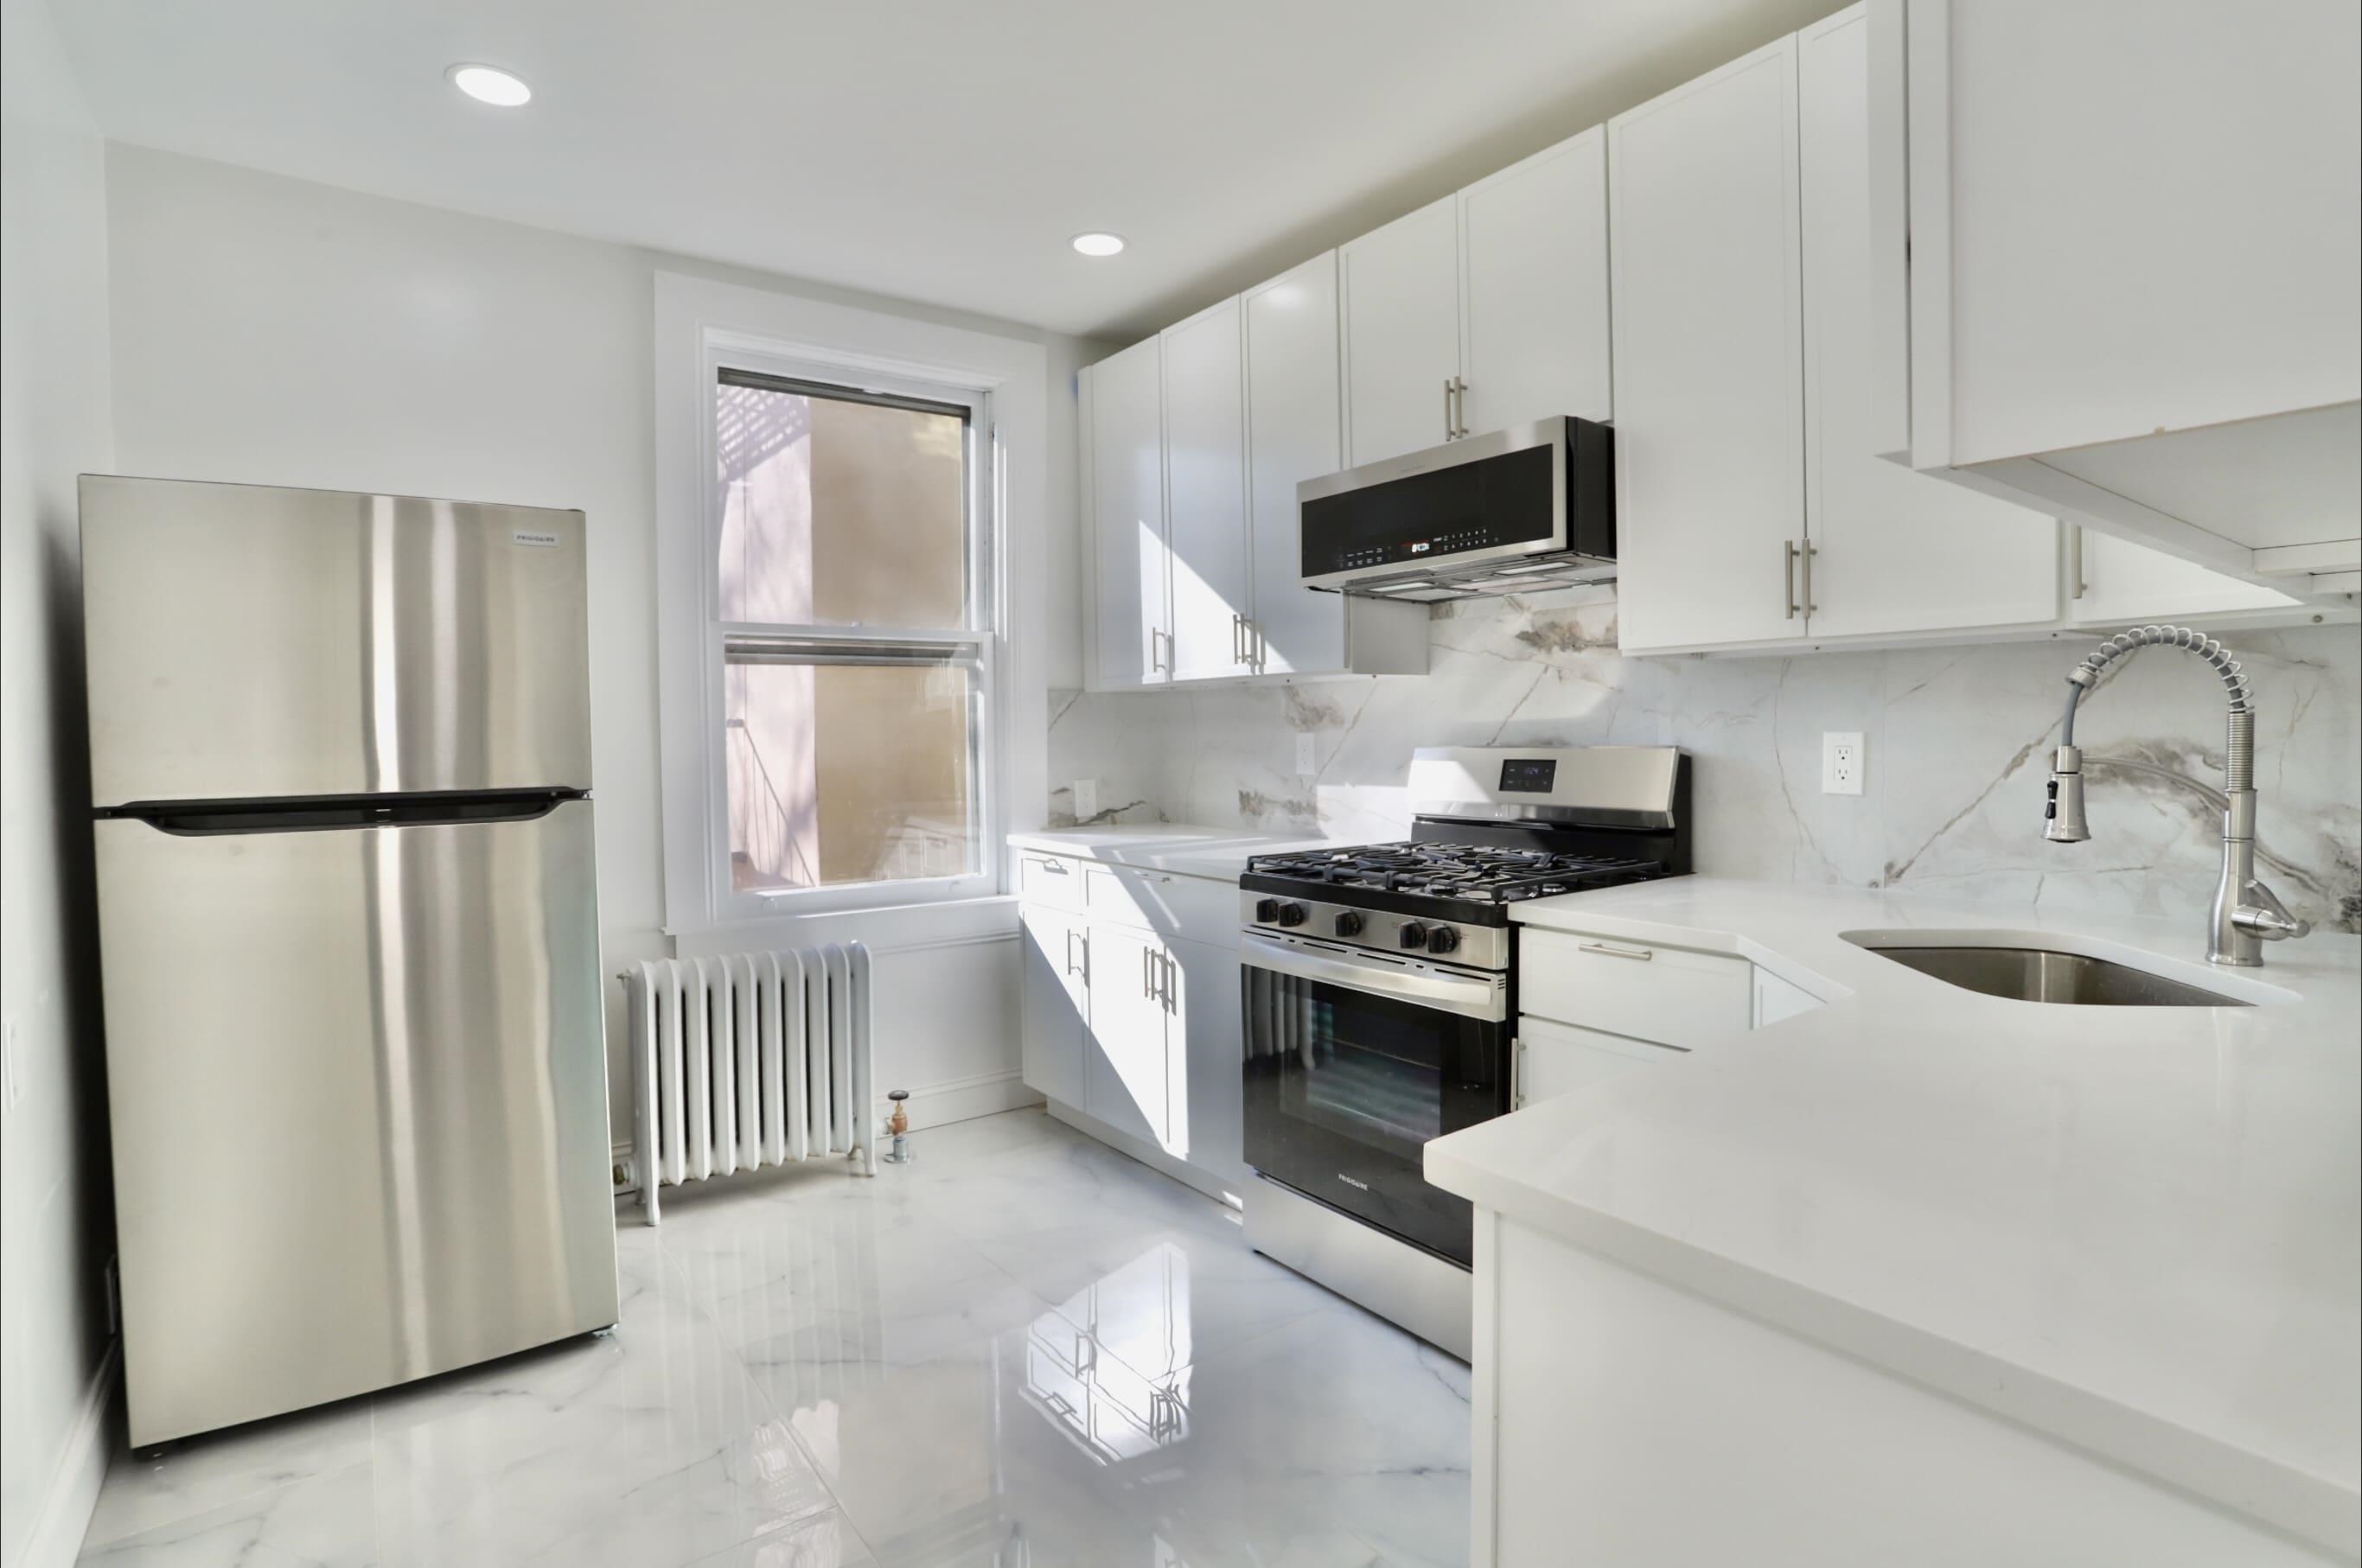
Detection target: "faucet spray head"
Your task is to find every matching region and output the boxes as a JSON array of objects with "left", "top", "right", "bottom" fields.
[{"left": 2045, "top": 745, "right": 2090, "bottom": 843}]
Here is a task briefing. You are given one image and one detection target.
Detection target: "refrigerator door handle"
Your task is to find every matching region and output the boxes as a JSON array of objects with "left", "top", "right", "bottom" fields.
[{"left": 107, "top": 787, "right": 587, "bottom": 837}]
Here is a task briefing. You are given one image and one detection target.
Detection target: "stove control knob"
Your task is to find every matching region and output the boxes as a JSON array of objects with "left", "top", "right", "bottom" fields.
[
  {"left": 1397, "top": 921, "right": 1428, "bottom": 950},
  {"left": 1333, "top": 911, "right": 1365, "bottom": 937},
  {"left": 1254, "top": 898, "right": 1281, "bottom": 923},
  {"left": 1427, "top": 926, "right": 1461, "bottom": 955},
  {"left": 1275, "top": 902, "right": 1308, "bottom": 927}
]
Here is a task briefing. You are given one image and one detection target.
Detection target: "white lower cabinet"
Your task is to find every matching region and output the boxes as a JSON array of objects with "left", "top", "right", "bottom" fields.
[
  {"left": 1018, "top": 902, "right": 1088, "bottom": 1108},
  {"left": 1168, "top": 933, "right": 1245, "bottom": 1188},
  {"left": 1018, "top": 851, "right": 1246, "bottom": 1197},
  {"left": 1082, "top": 921, "right": 1173, "bottom": 1148},
  {"left": 1515, "top": 1017, "right": 1682, "bottom": 1108}
]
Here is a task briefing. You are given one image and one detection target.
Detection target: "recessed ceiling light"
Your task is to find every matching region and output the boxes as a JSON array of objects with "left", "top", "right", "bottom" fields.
[
  {"left": 448, "top": 64, "right": 532, "bottom": 108},
  {"left": 1070, "top": 233, "right": 1126, "bottom": 258}
]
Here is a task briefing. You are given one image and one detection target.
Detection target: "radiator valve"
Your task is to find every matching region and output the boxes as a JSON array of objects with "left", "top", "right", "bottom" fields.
[{"left": 884, "top": 1089, "right": 913, "bottom": 1164}]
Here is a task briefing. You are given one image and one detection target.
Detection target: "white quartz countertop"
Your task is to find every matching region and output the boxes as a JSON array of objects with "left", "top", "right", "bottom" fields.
[
  {"left": 1427, "top": 877, "right": 2361, "bottom": 1554},
  {"left": 1006, "top": 825, "right": 1336, "bottom": 882}
]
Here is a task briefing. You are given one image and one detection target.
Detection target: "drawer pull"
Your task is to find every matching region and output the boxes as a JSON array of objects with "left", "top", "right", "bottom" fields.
[
  {"left": 1032, "top": 857, "right": 1070, "bottom": 875},
  {"left": 1578, "top": 940, "right": 1653, "bottom": 961}
]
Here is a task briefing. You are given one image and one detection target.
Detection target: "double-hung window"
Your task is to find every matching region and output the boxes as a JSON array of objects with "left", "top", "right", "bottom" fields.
[{"left": 705, "top": 361, "right": 996, "bottom": 915}]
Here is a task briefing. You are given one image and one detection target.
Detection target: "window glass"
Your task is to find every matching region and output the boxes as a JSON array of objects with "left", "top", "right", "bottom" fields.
[
  {"left": 724, "top": 655, "right": 976, "bottom": 890},
  {"left": 716, "top": 376, "right": 967, "bottom": 628}
]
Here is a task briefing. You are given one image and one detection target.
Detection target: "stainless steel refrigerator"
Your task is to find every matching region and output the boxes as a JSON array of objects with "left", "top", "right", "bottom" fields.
[{"left": 80, "top": 475, "right": 620, "bottom": 1446}]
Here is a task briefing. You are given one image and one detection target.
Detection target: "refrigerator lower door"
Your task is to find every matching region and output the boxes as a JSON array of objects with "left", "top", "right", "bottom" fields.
[{"left": 93, "top": 799, "right": 616, "bottom": 1444}]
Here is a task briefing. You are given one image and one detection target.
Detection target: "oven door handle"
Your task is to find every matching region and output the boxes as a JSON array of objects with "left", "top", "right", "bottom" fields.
[{"left": 1241, "top": 932, "right": 1506, "bottom": 1022}]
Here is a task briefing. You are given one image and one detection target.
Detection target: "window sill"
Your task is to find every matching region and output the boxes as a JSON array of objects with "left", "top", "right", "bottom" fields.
[{"left": 667, "top": 894, "right": 1019, "bottom": 959}]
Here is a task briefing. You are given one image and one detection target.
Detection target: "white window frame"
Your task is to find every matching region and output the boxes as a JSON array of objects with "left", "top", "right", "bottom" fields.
[
  {"left": 706, "top": 354, "right": 998, "bottom": 919},
  {"left": 654, "top": 271, "right": 1050, "bottom": 946}
]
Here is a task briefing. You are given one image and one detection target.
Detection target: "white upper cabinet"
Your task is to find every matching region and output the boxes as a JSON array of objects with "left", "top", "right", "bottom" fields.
[
  {"left": 1459, "top": 127, "right": 1612, "bottom": 433},
  {"left": 1797, "top": 5, "right": 2056, "bottom": 640},
  {"left": 1161, "top": 298, "right": 1254, "bottom": 681},
  {"left": 1087, "top": 337, "right": 1168, "bottom": 689},
  {"left": 2071, "top": 528, "right": 2304, "bottom": 628},
  {"left": 1243, "top": 254, "right": 1350, "bottom": 677},
  {"left": 1341, "top": 195, "right": 1463, "bottom": 465},
  {"left": 1878, "top": 0, "right": 2360, "bottom": 596},
  {"left": 1609, "top": 36, "right": 1806, "bottom": 653}
]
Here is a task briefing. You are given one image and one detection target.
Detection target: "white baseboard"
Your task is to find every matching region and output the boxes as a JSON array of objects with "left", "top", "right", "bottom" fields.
[
  {"left": 1044, "top": 1099, "right": 1247, "bottom": 1210},
  {"left": 23, "top": 1340, "right": 118, "bottom": 1568},
  {"left": 610, "top": 1068, "right": 1042, "bottom": 1191},
  {"left": 897, "top": 1068, "right": 1043, "bottom": 1129}
]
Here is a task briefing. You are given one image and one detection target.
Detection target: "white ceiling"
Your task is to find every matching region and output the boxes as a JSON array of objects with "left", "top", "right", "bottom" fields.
[{"left": 52, "top": 0, "right": 1835, "bottom": 341}]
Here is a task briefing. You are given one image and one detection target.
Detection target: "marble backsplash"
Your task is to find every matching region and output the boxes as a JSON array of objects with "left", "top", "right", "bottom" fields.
[{"left": 1048, "top": 586, "right": 2362, "bottom": 934}]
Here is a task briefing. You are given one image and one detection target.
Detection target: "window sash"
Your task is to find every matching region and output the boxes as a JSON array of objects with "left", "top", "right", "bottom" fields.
[{"left": 702, "top": 353, "right": 999, "bottom": 921}]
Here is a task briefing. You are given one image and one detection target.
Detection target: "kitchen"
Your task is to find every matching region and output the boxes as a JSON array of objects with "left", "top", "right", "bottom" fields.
[{"left": 2, "top": 2, "right": 2356, "bottom": 1566}]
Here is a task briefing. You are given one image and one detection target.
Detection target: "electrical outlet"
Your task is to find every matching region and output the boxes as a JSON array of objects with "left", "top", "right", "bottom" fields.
[
  {"left": 1072, "top": 778, "right": 1099, "bottom": 821},
  {"left": 1822, "top": 732, "right": 1865, "bottom": 796},
  {"left": 3, "top": 1017, "right": 22, "bottom": 1111},
  {"left": 1295, "top": 733, "right": 1318, "bottom": 777}
]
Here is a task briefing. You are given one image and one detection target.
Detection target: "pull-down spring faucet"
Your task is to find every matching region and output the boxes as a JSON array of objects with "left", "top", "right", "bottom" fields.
[{"left": 2046, "top": 625, "right": 2310, "bottom": 966}]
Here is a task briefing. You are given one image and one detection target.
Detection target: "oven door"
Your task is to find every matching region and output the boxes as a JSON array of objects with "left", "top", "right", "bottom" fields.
[{"left": 1239, "top": 932, "right": 1510, "bottom": 1265}]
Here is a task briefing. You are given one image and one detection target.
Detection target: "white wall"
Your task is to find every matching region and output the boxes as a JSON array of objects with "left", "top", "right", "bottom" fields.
[
  {"left": 101, "top": 143, "right": 1106, "bottom": 1155},
  {"left": 1, "top": 0, "right": 118, "bottom": 1560}
]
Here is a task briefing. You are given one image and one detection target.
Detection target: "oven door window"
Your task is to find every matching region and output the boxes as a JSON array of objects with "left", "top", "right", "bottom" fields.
[{"left": 1241, "top": 961, "right": 1506, "bottom": 1265}]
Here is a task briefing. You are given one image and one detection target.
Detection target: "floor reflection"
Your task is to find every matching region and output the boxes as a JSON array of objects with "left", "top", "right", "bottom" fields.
[{"left": 79, "top": 1110, "right": 1466, "bottom": 1568}]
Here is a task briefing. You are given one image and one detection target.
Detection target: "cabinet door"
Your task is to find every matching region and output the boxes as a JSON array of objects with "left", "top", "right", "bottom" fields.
[
  {"left": 1341, "top": 194, "right": 1462, "bottom": 466},
  {"left": 1459, "top": 128, "right": 1612, "bottom": 432},
  {"left": 1751, "top": 966, "right": 1822, "bottom": 1029},
  {"left": 1089, "top": 337, "right": 1168, "bottom": 688},
  {"left": 1609, "top": 37, "right": 1806, "bottom": 653},
  {"left": 1162, "top": 298, "right": 1254, "bottom": 681},
  {"left": 1165, "top": 933, "right": 1245, "bottom": 1190},
  {"left": 1243, "top": 253, "right": 1349, "bottom": 676},
  {"left": 2071, "top": 527, "right": 2301, "bottom": 627},
  {"left": 1082, "top": 921, "right": 1169, "bottom": 1147},
  {"left": 1515, "top": 1017, "right": 1682, "bottom": 1109},
  {"left": 1019, "top": 904, "right": 1088, "bottom": 1107},
  {"left": 1798, "top": 5, "right": 2057, "bottom": 640}
]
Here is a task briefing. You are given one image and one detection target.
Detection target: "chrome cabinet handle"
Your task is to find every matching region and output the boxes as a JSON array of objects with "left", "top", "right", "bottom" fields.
[
  {"left": 1802, "top": 541, "right": 1818, "bottom": 618},
  {"left": 1784, "top": 540, "right": 1801, "bottom": 620},
  {"left": 1513, "top": 1039, "right": 1527, "bottom": 1110},
  {"left": 2069, "top": 527, "right": 2088, "bottom": 601},
  {"left": 1451, "top": 376, "right": 1469, "bottom": 439},
  {"left": 1247, "top": 618, "right": 1264, "bottom": 672},
  {"left": 1141, "top": 947, "right": 1152, "bottom": 997},
  {"left": 1149, "top": 628, "right": 1171, "bottom": 673},
  {"left": 1444, "top": 378, "right": 1456, "bottom": 441},
  {"left": 1578, "top": 940, "right": 1653, "bottom": 961}
]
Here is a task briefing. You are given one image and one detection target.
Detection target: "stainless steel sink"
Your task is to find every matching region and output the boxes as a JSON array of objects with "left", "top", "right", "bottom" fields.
[{"left": 1861, "top": 944, "right": 2249, "bottom": 1007}]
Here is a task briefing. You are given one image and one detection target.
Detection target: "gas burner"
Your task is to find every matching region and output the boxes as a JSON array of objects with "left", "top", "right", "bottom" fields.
[{"left": 1245, "top": 839, "right": 1667, "bottom": 905}]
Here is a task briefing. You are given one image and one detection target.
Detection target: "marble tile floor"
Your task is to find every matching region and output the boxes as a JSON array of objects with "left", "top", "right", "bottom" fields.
[{"left": 78, "top": 1109, "right": 1471, "bottom": 1567}]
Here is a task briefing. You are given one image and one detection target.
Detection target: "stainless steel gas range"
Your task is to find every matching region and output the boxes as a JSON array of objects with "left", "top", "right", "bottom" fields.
[{"left": 1237, "top": 745, "right": 1690, "bottom": 1359}]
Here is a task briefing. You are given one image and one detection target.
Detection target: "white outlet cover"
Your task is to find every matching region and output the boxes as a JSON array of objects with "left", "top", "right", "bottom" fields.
[
  {"left": 1822, "top": 732, "right": 1865, "bottom": 796},
  {"left": 1072, "top": 778, "right": 1099, "bottom": 821},
  {"left": 1295, "top": 733, "right": 1318, "bottom": 776}
]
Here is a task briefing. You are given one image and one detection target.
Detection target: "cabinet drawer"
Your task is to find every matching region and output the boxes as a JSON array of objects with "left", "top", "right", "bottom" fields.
[
  {"left": 1016, "top": 851, "right": 1086, "bottom": 911},
  {"left": 1518, "top": 928, "right": 1752, "bottom": 1048},
  {"left": 1084, "top": 864, "right": 1237, "bottom": 941},
  {"left": 1515, "top": 1016, "right": 1683, "bottom": 1108}
]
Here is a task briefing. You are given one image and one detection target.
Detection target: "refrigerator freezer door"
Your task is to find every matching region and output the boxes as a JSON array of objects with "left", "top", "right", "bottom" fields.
[
  {"left": 80, "top": 475, "right": 592, "bottom": 806},
  {"left": 94, "top": 800, "right": 617, "bottom": 1444}
]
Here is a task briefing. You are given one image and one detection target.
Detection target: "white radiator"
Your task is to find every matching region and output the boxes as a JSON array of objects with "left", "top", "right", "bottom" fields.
[{"left": 622, "top": 942, "right": 876, "bottom": 1224}]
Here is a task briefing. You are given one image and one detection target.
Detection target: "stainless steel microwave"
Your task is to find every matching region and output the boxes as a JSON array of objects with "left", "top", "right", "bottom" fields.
[{"left": 1297, "top": 416, "right": 1614, "bottom": 602}]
